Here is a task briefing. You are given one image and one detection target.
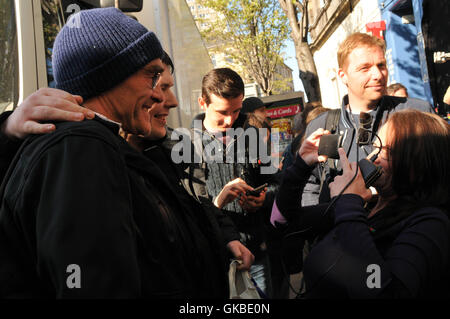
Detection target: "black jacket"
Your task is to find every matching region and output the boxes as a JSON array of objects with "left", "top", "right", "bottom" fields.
[
  {"left": 276, "top": 154, "right": 450, "bottom": 298},
  {"left": 139, "top": 128, "right": 240, "bottom": 245},
  {"left": 0, "top": 117, "right": 229, "bottom": 298}
]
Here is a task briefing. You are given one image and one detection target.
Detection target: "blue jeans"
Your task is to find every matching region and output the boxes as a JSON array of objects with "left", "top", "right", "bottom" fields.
[{"left": 249, "top": 254, "right": 272, "bottom": 298}]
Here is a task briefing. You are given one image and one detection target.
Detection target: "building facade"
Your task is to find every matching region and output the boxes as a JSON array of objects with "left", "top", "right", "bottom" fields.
[{"left": 306, "top": 0, "right": 440, "bottom": 109}]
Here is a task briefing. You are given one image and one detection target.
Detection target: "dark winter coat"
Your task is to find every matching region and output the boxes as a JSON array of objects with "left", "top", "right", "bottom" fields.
[
  {"left": 0, "top": 117, "right": 229, "bottom": 298},
  {"left": 275, "top": 154, "right": 450, "bottom": 298}
]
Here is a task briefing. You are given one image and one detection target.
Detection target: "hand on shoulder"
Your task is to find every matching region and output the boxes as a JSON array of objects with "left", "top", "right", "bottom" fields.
[{"left": 1, "top": 88, "right": 95, "bottom": 139}]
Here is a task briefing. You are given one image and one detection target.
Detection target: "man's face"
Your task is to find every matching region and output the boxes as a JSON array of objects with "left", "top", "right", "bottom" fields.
[
  {"left": 199, "top": 93, "right": 243, "bottom": 132},
  {"left": 148, "top": 65, "right": 178, "bottom": 139},
  {"left": 107, "top": 59, "right": 164, "bottom": 136},
  {"left": 338, "top": 45, "right": 388, "bottom": 108}
]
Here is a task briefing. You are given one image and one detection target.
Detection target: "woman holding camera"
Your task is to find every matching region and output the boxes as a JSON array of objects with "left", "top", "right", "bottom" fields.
[{"left": 272, "top": 109, "right": 449, "bottom": 298}]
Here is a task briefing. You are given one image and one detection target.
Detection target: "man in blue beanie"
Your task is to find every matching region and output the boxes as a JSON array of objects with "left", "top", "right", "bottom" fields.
[{"left": 0, "top": 8, "right": 235, "bottom": 298}]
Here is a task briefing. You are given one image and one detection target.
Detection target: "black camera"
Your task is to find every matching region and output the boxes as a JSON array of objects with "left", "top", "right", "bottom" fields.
[
  {"left": 318, "top": 134, "right": 382, "bottom": 188},
  {"left": 318, "top": 134, "right": 343, "bottom": 159},
  {"left": 359, "top": 158, "right": 382, "bottom": 188}
]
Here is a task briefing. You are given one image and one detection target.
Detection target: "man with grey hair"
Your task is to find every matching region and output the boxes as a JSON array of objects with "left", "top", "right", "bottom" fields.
[{"left": 0, "top": 8, "right": 234, "bottom": 298}]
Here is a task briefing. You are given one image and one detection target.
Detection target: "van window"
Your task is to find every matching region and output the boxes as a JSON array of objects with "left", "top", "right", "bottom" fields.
[
  {"left": 0, "top": 0, "right": 19, "bottom": 113},
  {"left": 41, "top": 0, "right": 66, "bottom": 87},
  {"left": 41, "top": 0, "right": 96, "bottom": 87}
]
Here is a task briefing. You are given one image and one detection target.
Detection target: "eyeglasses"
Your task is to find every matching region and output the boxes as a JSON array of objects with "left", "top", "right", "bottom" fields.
[
  {"left": 372, "top": 144, "right": 391, "bottom": 161},
  {"left": 149, "top": 72, "right": 161, "bottom": 89}
]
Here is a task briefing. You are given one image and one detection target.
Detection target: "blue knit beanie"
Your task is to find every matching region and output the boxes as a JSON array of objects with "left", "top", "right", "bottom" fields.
[{"left": 53, "top": 7, "right": 163, "bottom": 100}]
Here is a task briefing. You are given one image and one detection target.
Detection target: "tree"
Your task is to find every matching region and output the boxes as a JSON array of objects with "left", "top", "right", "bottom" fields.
[
  {"left": 278, "top": 0, "right": 321, "bottom": 102},
  {"left": 198, "top": 0, "right": 290, "bottom": 96}
]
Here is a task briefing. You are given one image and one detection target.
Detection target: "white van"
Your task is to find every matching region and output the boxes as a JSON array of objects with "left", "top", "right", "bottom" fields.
[{"left": 0, "top": 0, "right": 213, "bottom": 128}]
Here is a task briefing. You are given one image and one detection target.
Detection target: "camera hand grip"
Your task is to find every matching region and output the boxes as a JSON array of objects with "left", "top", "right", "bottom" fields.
[{"left": 358, "top": 159, "right": 382, "bottom": 188}]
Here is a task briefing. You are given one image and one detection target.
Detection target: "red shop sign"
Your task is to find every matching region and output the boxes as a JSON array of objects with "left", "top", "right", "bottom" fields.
[
  {"left": 267, "top": 104, "right": 301, "bottom": 119},
  {"left": 366, "top": 21, "right": 386, "bottom": 40}
]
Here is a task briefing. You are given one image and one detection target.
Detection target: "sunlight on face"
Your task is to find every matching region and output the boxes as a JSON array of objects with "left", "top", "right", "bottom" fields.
[{"left": 201, "top": 94, "right": 243, "bottom": 132}]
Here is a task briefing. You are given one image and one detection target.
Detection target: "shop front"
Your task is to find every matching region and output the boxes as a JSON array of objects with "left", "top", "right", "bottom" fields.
[{"left": 260, "top": 91, "right": 305, "bottom": 157}]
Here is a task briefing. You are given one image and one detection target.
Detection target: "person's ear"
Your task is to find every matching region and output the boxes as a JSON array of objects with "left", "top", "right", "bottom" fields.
[
  {"left": 198, "top": 96, "right": 208, "bottom": 111},
  {"left": 338, "top": 68, "right": 348, "bottom": 86}
]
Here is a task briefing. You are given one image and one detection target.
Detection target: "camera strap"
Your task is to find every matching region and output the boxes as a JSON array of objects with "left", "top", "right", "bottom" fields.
[{"left": 324, "top": 109, "right": 342, "bottom": 171}]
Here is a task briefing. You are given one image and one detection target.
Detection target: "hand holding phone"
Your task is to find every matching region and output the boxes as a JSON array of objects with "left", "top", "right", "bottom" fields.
[
  {"left": 214, "top": 178, "right": 253, "bottom": 209},
  {"left": 245, "top": 183, "right": 268, "bottom": 197},
  {"left": 241, "top": 183, "right": 268, "bottom": 213}
]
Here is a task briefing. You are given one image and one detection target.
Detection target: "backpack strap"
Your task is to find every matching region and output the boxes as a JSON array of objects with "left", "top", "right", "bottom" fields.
[
  {"left": 324, "top": 109, "right": 341, "bottom": 170},
  {"left": 317, "top": 109, "right": 341, "bottom": 202},
  {"left": 325, "top": 109, "right": 341, "bottom": 134}
]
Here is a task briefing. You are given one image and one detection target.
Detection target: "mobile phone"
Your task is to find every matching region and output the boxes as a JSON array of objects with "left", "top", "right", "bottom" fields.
[
  {"left": 318, "top": 134, "right": 343, "bottom": 159},
  {"left": 358, "top": 158, "right": 382, "bottom": 188},
  {"left": 246, "top": 183, "right": 268, "bottom": 197}
]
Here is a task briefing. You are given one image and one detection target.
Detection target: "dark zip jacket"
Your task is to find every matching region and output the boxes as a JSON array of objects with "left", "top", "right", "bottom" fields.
[
  {"left": 0, "top": 117, "right": 229, "bottom": 298},
  {"left": 138, "top": 127, "right": 240, "bottom": 245}
]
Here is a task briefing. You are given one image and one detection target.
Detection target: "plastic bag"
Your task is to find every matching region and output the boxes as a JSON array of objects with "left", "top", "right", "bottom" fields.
[{"left": 228, "top": 260, "right": 261, "bottom": 299}]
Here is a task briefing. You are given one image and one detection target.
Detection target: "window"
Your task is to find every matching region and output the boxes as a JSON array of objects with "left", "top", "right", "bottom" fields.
[
  {"left": 0, "top": 0, "right": 19, "bottom": 112},
  {"left": 41, "top": 0, "right": 98, "bottom": 88},
  {"left": 41, "top": 0, "right": 66, "bottom": 88}
]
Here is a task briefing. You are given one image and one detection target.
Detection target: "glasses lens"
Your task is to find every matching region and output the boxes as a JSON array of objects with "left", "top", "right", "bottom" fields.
[
  {"left": 372, "top": 144, "right": 389, "bottom": 160},
  {"left": 152, "top": 73, "right": 161, "bottom": 89}
]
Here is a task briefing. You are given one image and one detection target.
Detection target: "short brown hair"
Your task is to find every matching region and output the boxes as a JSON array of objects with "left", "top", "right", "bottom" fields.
[
  {"left": 386, "top": 110, "right": 449, "bottom": 211},
  {"left": 338, "top": 33, "right": 386, "bottom": 69},
  {"left": 201, "top": 68, "right": 244, "bottom": 105},
  {"left": 386, "top": 83, "right": 407, "bottom": 95}
]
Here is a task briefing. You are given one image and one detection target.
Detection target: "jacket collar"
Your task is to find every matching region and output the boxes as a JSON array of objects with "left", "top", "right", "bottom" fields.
[
  {"left": 92, "top": 115, "right": 121, "bottom": 135},
  {"left": 190, "top": 112, "right": 247, "bottom": 130},
  {"left": 340, "top": 94, "right": 382, "bottom": 129}
]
